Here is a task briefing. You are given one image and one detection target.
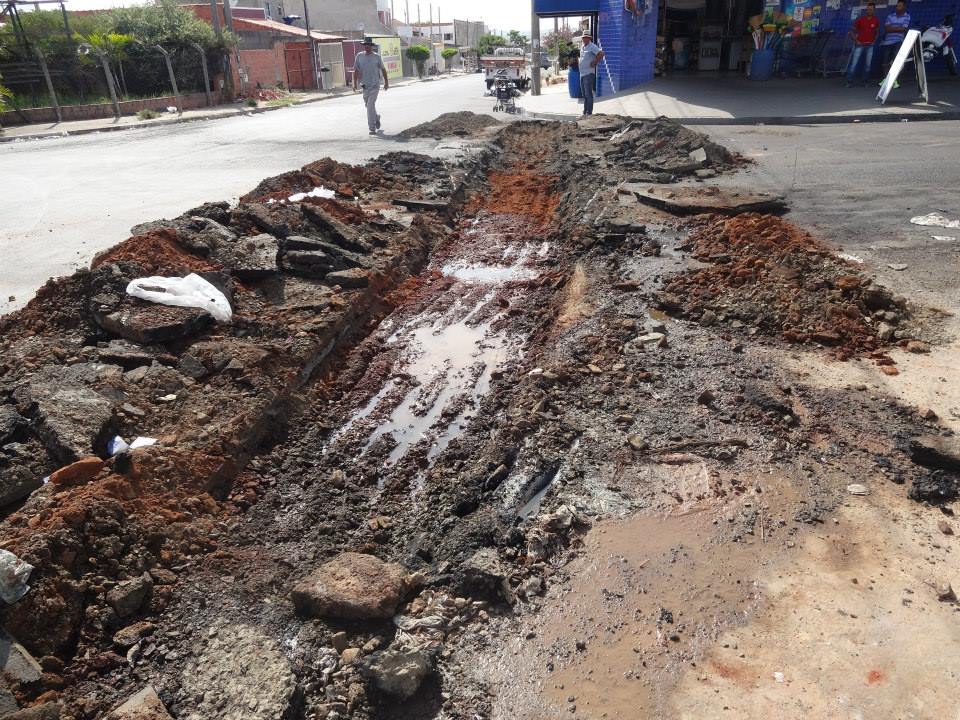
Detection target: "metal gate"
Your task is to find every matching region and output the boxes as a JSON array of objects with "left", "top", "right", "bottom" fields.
[{"left": 285, "top": 42, "right": 315, "bottom": 90}]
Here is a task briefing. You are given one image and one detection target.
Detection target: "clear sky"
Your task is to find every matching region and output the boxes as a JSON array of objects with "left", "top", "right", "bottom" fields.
[{"left": 56, "top": 0, "right": 536, "bottom": 34}]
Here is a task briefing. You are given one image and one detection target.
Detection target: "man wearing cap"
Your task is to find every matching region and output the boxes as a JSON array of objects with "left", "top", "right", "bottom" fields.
[
  {"left": 353, "top": 37, "right": 390, "bottom": 135},
  {"left": 578, "top": 32, "right": 604, "bottom": 117}
]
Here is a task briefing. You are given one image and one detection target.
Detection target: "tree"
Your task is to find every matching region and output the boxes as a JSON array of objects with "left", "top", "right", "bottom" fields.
[
  {"left": 405, "top": 44, "right": 430, "bottom": 78},
  {"left": 508, "top": 30, "right": 528, "bottom": 47},
  {"left": 0, "top": 0, "right": 233, "bottom": 105},
  {"left": 440, "top": 47, "right": 458, "bottom": 72},
  {"left": 477, "top": 33, "right": 506, "bottom": 57},
  {"left": 84, "top": 32, "right": 134, "bottom": 96},
  {"left": 543, "top": 27, "right": 576, "bottom": 63}
]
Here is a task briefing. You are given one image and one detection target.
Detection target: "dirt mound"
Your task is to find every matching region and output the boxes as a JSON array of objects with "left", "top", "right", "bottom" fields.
[
  {"left": 240, "top": 159, "right": 395, "bottom": 204},
  {"left": 658, "top": 214, "right": 907, "bottom": 360},
  {"left": 398, "top": 111, "right": 501, "bottom": 139},
  {"left": 577, "top": 115, "right": 735, "bottom": 179},
  {"left": 91, "top": 229, "right": 218, "bottom": 275}
]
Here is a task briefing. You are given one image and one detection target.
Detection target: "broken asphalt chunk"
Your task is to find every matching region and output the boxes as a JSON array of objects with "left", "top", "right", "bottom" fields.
[
  {"left": 207, "top": 232, "right": 279, "bottom": 280},
  {"left": 94, "top": 301, "right": 212, "bottom": 345}
]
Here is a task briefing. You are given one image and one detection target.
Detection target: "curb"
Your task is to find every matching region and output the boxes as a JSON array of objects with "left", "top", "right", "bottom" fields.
[
  {"left": 523, "top": 108, "right": 960, "bottom": 126},
  {"left": 0, "top": 79, "right": 460, "bottom": 143},
  {"left": 0, "top": 89, "right": 352, "bottom": 143}
]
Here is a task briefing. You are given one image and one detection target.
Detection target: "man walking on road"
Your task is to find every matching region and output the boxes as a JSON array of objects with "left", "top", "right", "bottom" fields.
[
  {"left": 578, "top": 32, "right": 604, "bottom": 117},
  {"left": 879, "top": 0, "right": 911, "bottom": 87},
  {"left": 846, "top": 2, "right": 880, "bottom": 86},
  {"left": 353, "top": 37, "right": 389, "bottom": 135}
]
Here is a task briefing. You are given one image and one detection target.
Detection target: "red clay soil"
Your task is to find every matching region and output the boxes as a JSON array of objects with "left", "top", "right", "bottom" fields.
[
  {"left": 471, "top": 168, "right": 560, "bottom": 227},
  {"left": 302, "top": 196, "right": 370, "bottom": 225},
  {"left": 662, "top": 214, "right": 904, "bottom": 360},
  {"left": 91, "top": 230, "right": 219, "bottom": 276}
]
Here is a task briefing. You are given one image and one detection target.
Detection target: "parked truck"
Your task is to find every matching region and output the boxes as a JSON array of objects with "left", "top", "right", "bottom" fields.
[{"left": 480, "top": 46, "right": 530, "bottom": 90}]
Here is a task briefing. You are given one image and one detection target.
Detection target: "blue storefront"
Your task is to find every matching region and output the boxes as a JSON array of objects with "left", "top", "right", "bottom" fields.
[{"left": 535, "top": 0, "right": 956, "bottom": 96}]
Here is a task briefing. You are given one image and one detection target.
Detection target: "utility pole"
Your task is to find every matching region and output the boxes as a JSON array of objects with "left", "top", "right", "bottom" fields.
[
  {"left": 302, "top": 0, "right": 320, "bottom": 89},
  {"left": 405, "top": 0, "right": 409, "bottom": 24},
  {"left": 530, "top": 3, "right": 541, "bottom": 95},
  {"left": 208, "top": 0, "right": 220, "bottom": 35},
  {"left": 222, "top": 0, "right": 240, "bottom": 95},
  {"left": 222, "top": 0, "right": 234, "bottom": 33}
]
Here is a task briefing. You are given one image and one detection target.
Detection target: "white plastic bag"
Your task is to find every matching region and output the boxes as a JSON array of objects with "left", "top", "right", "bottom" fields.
[
  {"left": 126, "top": 273, "right": 232, "bottom": 323},
  {"left": 0, "top": 549, "right": 33, "bottom": 604}
]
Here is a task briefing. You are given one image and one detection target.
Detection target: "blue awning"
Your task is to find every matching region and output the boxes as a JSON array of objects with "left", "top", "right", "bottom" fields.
[{"left": 534, "top": 0, "right": 599, "bottom": 15}]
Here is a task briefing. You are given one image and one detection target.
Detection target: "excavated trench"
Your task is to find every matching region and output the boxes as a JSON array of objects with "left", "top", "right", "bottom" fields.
[{"left": 1, "top": 116, "right": 958, "bottom": 720}]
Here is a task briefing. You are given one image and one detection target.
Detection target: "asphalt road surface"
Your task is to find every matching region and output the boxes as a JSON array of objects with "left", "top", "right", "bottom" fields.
[
  {"left": 705, "top": 122, "right": 960, "bottom": 312},
  {"left": 0, "top": 74, "right": 505, "bottom": 315}
]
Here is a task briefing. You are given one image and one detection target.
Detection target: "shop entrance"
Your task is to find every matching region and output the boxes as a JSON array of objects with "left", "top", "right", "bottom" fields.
[
  {"left": 658, "top": 0, "right": 751, "bottom": 75},
  {"left": 657, "top": 0, "right": 847, "bottom": 78}
]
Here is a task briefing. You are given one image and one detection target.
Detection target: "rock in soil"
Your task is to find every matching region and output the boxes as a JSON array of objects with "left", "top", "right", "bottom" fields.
[
  {"left": 363, "top": 640, "right": 434, "bottom": 700},
  {"left": 104, "top": 686, "right": 172, "bottom": 720},
  {"left": 105, "top": 574, "right": 153, "bottom": 619},
  {"left": 291, "top": 552, "right": 413, "bottom": 620}
]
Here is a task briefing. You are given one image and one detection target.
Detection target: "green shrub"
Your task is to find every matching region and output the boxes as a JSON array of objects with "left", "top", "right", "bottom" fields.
[
  {"left": 136, "top": 108, "right": 160, "bottom": 120},
  {"left": 405, "top": 45, "right": 430, "bottom": 78}
]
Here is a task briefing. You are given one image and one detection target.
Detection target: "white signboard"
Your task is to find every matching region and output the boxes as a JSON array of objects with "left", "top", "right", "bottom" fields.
[{"left": 877, "top": 29, "right": 928, "bottom": 104}]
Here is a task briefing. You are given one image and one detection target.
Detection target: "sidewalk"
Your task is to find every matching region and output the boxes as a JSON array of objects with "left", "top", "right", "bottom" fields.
[
  {"left": 0, "top": 74, "right": 456, "bottom": 142},
  {"left": 522, "top": 73, "right": 960, "bottom": 124}
]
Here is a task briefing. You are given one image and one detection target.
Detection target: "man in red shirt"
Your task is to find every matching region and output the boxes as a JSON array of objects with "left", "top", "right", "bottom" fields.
[{"left": 846, "top": 2, "right": 881, "bottom": 86}]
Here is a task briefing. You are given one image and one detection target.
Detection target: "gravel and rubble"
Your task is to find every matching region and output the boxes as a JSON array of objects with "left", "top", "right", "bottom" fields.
[{"left": 0, "top": 115, "right": 956, "bottom": 720}]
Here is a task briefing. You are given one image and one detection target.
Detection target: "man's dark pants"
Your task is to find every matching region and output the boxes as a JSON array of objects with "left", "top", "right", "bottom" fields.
[{"left": 580, "top": 73, "right": 596, "bottom": 115}]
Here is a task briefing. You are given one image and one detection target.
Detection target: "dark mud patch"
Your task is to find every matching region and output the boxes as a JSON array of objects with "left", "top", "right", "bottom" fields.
[{"left": 398, "top": 111, "right": 502, "bottom": 140}]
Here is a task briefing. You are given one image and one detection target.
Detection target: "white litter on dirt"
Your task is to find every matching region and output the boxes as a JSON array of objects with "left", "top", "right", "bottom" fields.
[
  {"left": 288, "top": 186, "right": 336, "bottom": 202},
  {"left": 837, "top": 252, "right": 864, "bottom": 264},
  {"left": 932, "top": 235, "right": 957, "bottom": 242},
  {"left": 910, "top": 212, "right": 960, "bottom": 229},
  {"left": 127, "top": 274, "right": 232, "bottom": 323},
  {"left": 0, "top": 548, "right": 33, "bottom": 604}
]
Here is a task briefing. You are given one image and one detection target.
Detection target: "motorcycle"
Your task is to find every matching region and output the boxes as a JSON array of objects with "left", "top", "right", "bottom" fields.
[{"left": 921, "top": 14, "right": 958, "bottom": 75}]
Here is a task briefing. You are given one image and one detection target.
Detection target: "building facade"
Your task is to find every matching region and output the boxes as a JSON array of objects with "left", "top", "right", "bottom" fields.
[{"left": 535, "top": 0, "right": 958, "bottom": 96}]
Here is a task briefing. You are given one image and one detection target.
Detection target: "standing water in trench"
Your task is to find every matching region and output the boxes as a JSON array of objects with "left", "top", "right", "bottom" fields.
[{"left": 329, "top": 193, "right": 559, "bottom": 491}]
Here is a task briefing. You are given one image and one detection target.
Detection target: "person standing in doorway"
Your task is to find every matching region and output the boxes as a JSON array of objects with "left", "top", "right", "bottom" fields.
[
  {"left": 880, "top": 0, "right": 911, "bottom": 87},
  {"left": 579, "top": 32, "right": 604, "bottom": 117},
  {"left": 353, "top": 37, "right": 389, "bottom": 135},
  {"left": 846, "top": 2, "right": 880, "bottom": 86}
]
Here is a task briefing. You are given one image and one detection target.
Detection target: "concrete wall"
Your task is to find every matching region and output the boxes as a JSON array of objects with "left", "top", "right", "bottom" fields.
[
  {"left": 304, "top": 0, "right": 390, "bottom": 36},
  {"left": 0, "top": 92, "right": 217, "bottom": 126}
]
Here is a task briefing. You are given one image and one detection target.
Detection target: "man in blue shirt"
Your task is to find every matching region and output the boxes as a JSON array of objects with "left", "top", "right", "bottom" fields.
[
  {"left": 880, "top": 0, "right": 911, "bottom": 86},
  {"left": 578, "top": 32, "right": 604, "bottom": 116}
]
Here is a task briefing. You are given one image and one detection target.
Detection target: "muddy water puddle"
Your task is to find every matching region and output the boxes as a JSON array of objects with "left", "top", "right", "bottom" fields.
[{"left": 330, "top": 211, "right": 554, "bottom": 487}]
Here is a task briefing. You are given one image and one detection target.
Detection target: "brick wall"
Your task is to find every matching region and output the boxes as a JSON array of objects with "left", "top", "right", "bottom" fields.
[
  {"left": 0, "top": 91, "right": 218, "bottom": 127},
  {"left": 238, "top": 45, "right": 287, "bottom": 90}
]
